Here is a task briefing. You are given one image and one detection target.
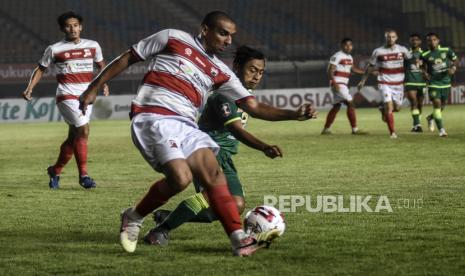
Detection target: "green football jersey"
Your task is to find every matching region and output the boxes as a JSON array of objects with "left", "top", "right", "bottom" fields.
[
  {"left": 198, "top": 93, "right": 249, "bottom": 155},
  {"left": 404, "top": 48, "right": 426, "bottom": 86},
  {"left": 421, "top": 46, "right": 457, "bottom": 88}
]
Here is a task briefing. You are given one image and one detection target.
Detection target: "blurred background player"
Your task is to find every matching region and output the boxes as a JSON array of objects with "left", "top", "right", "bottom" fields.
[
  {"left": 405, "top": 34, "right": 427, "bottom": 132},
  {"left": 79, "top": 11, "right": 317, "bottom": 256},
  {"left": 421, "top": 33, "right": 457, "bottom": 137},
  {"left": 358, "top": 29, "right": 413, "bottom": 139},
  {"left": 143, "top": 46, "right": 283, "bottom": 246},
  {"left": 322, "top": 38, "right": 366, "bottom": 135},
  {"left": 22, "top": 11, "right": 109, "bottom": 189}
]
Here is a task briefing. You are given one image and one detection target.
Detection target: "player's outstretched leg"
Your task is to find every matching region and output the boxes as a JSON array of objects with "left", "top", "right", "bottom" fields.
[
  {"left": 346, "top": 101, "right": 366, "bottom": 135},
  {"left": 74, "top": 124, "right": 95, "bottom": 189},
  {"left": 187, "top": 148, "right": 276, "bottom": 256},
  {"left": 384, "top": 102, "right": 396, "bottom": 138},
  {"left": 321, "top": 103, "right": 341, "bottom": 135},
  {"left": 48, "top": 126, "right": 75, "bottom": 189},
  {"left": 120, "top": 159, "right": 192, "bottom": 253}
]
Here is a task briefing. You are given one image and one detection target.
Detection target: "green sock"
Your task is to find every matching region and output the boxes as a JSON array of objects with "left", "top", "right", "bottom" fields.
[
  {"left": 158, "top": 193, "right": 209, "bottom": 231},
  {"left": 433, "top": 108, "right": 444, "bottom": 129},
  {"left": 190, "top": 208, "right": 217, "bottom": 223},
  {"left": 412, "top": 109, "right": 420, "bottom": 126}
]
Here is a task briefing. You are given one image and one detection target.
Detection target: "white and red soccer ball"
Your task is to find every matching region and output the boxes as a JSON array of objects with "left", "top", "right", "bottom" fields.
[{"left": 243, "top": 205, "right": 286, "bottom": 237}]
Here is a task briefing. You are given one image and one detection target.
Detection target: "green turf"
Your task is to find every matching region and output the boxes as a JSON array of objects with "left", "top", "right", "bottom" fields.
[{"left": 1, "top": 105, "right": 465, "bottom": 275}]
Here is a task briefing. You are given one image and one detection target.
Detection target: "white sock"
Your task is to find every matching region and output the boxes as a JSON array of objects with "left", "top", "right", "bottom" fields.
[
  {"left": 352, "top": 127, "right": 358, "bottom": 132},
  {"left": 229, "top": 229, "right": 247, "bottom": 247},
  {"left": 127, "top": 207, "right": 145, "bottom": 224}
]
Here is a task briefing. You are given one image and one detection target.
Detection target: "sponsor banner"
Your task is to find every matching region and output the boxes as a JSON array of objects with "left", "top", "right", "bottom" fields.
[{"left": 1, "top": 86, "right": 465, "bottom": 123}]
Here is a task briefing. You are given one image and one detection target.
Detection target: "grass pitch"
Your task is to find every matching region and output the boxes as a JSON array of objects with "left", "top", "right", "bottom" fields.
[{"left": 1, "top": 106, "right": 465, "bottom": 275}]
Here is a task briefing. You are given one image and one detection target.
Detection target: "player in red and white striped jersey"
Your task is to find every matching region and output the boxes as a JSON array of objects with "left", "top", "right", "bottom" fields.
[
  {"left": 358, "top": 30, "right": 412, "bottom": 138},
  {"left": 322, "top": 38, "right": 366, "bottom": 135},
  {"left": 22, "top": 11, "right": 109, "bottom": 189},
  {"left": 79, "top": 11, "right": 317, "bottom": 256}
]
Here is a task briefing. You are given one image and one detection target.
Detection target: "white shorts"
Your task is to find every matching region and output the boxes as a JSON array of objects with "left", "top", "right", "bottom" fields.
[
  {"left": 379, "top": 84, "right": 404, "bottom": 106},
  {"left": 57, "top": 99, "right": 93, "bottom": 127},
  {"left": 131, "top": 113, "right": 219, "bottom": 172},
  {"left": 332, "top": 84, "right": 352, "bottom": 103}
]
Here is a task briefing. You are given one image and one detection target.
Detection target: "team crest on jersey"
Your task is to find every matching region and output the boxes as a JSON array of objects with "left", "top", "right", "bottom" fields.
[
  {"left": 397, "top": 53, "right": 403, "bottom": 59},
  {"left": 210, "top": 67, "right": 219, "bottom": 77},
  {"left": 64, "top": 52, "right": 70, "bottom": 58},
  {"left": 185, "top": 48, "right": 192, "bottom": 56},
  {"left": 168, "top": 139, "right": 178, "bottom": 148},
  {"left": 434, "top": 58, "right": 443, "bottom": 65},
  {"left": 221, "top": 103, "right": 231, "bottom": 117}
]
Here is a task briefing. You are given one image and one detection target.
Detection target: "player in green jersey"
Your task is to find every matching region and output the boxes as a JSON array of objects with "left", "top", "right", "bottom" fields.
[
  {"left": 405, "top": 34, "right": 427, "bottom": 132},
  {"left": 143, "top": 46, "right": 312, "bottom": 245},
  {"left": 420, "top": 33, "right": 457, "bottom": 137}
]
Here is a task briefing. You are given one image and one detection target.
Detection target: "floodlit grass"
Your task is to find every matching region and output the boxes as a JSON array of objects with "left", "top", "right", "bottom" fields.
[{"left": 1, "top": 105, "right": 465, "bottom": 275}]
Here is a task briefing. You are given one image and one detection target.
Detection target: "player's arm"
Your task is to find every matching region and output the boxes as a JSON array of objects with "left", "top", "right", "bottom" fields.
[
  {"left": 96, "top": 61, "right": 110, "bottom": 96},
  {"left": 357, "top": 63, "right": 375, "bottom": 91},
  {"left": 80, "top": 50, "right": 140, "bottom": 113},
  {"left": 238, "top": 97, "right": 317, "bottom": 121},
  {"left": 351, "top": 66, "right": 365, "bottom": 75},
  {"left": 419, "top": 55, "right": 430, "bottom": 81},
  {"left": 226, "top": 120, "right": 282, "bottom": 159},
  {"left": 327, "top": 64, "right": 340, "bottom": 92},
  {"left": 22, "top": 65, "right": 47, "bottom": 101},
  {"left": 447, "top": 49, "right": 458, "bottom": 76}
]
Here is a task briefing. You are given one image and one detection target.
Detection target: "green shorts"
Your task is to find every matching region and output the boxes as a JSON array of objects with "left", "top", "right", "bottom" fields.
[
  {"left": 428, "top": 87, "right": 450, "bottom": 102},
  {"left": 404, "top": 85, "right": 426, "bottom": 97},
  {"left": 193, "top": 148, "right": 244, "bottom": 197}
]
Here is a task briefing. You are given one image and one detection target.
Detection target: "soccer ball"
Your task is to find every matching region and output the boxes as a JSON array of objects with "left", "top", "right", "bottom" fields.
[{"left": 243, "top": 205, "right": 286, "bottom": 237}]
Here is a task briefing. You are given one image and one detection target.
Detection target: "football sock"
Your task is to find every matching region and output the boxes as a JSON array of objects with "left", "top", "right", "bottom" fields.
[
  {"left": 206, "top": 184, "right": 242, "bottom": 235},
  {"left": 324, "top": 106, "right": 339, "bottom": 129},
  {"left": 412, "top": 109, "right": 421, "bottom": 126},
  {"left": 386, "top": 112, "right": 395, "bottom": 134},
  {"left": 53, "top": 140, "right": 74, "bottom": 175},
  {"left": 433, "top": 108, "right": 444, "bottom": 129},
  {"left": 346, "top": 106, "right": 357, "bottom": 128},
  {"left": 73, "top": 137, "right": 88, "bottom": 176},
  {"left": 135, "top": 179, "right": 175, "bottom": 217},
  {"left": 157, "top": 193, "right": 211, "bottom": 231}
]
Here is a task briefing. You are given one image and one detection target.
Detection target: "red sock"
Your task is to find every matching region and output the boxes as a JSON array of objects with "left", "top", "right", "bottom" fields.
[
  {"left": 386, "top": 112, "right": 395, "bottom": 134},
  {"left": 54, "top": 140, "right": 74, "bottom": 175},
  {"left": 324, "top": 106, "right": 340, "bottom": 129},
  {"left": 74, "top": 137, "right": 88, "bottom": 176},
  {"left": 135, "top": 179, "right": 175, "bottom": 217},
  {"left": 206, "top": 184, "right": 242, "bottom": 235},
  {"left": 346, "top": 106, "right": 357, "bottom": 128}
]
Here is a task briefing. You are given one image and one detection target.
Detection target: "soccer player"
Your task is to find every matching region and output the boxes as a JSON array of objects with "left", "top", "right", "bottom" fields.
[
  {"left": 358, "top": 30, "right": 413, "bottom": 138},
  {"left": 142, "top": 45, "right": 281, "bottom": 246},
  {"left": 421, "top": 33, "right": 457, "bottom": 137},
  {"left": 322, "top": 38, "right": 366, "bottom": 135},
  {"left": 79, "top": 11, "right": 317, "bottom": 256},
  {"left": 22, "top": 11, "right": 109, "bottom": 189},
  {"left": 405, "top": 34, "right": 427, "bottom": 132}
]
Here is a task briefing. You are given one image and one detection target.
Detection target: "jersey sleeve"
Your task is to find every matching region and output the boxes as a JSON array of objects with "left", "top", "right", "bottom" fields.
[
  {"left": 38, "top": 46, "right": 53, "bottom": 68},
  {"left": 211, "top": 95, "right": 241, "bottom": 126},
  {"left": 403, "top": 46, "right": 413, "bottom": 59},
  {"left": 215, "top": 74, "right": 254, "bottom": 105},
  {"left": 448, "top": 48, "right": 457, "bottom": 61},
  {"left": 329, "top": 53, "right": 340, "bottom": 66},
  {"left": 131, "top": 29, "right": 170, "bottom": 61},
  {"left": 368, "top": 49, "right": 378, "bottom": 66},
  {"left": 94, "top": 42, "right": 104, "bottom": 63}
]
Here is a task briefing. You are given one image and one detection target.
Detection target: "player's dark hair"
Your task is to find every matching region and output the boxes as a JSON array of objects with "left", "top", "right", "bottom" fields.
[
  {"left": 57, "top": 11, "right": 83, "bottom": 29},
  {"left": 233, "top": 45, "right": 266, "bottom": 70},
  {"left": 426, "top": 32, "right": 439, "bottom": 39},
  {"left": 409, "top": 33, "right": 421, "bottom": 39},
  {"left": 201, "top": 11, "right": 234, "bottom": 28},
  {"left": 341, "top": 37, "right": 352, "bottom": 44}
]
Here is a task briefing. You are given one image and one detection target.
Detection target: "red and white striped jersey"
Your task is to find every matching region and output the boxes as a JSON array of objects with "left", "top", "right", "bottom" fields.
[
  {"left": 368, "top": 44, "right": 411, "bottom": 86},
  {"left": 38, "top": 39, "right": 103, "bottom": 96},
  {"left": 329, "top": 51, "right": 353, "bottom": 86},
  {"left": 130, "top": 29, "right": 253, "bottom": 121}
]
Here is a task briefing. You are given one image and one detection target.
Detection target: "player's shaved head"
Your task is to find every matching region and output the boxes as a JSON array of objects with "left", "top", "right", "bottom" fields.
[
  {"left": 201, "top": 11, "right": 234, "bottom": 28},
  {"left": 57, "top": 11, "right": 83, "bottom": 30}
]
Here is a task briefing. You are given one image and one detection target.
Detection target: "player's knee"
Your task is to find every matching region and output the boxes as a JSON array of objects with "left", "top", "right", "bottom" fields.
[
  {"left": 76, "top": 125, "right": 89, "bottom": 138},
  {"left": 168, "top": 168, "right": 193, "bottom": 191},
  {"left": 333, "top": 103, "right": 342, "bottom": 110},
  {"left": 234, "top": 197, "right": 246, "bottom": 214}
]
